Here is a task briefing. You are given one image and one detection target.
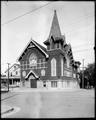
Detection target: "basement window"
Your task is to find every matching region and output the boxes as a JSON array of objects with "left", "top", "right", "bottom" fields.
[{"left": 51, "top": 81, "right": 57, "bottom": 87}]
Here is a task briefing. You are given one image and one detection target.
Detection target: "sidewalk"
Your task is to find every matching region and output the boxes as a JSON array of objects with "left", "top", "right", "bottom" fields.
[{"left": 10, "top": 87, "right": 81, "bottom": 92}]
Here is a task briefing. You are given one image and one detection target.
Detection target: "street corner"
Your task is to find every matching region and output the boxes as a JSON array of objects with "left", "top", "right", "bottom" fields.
[
  {"left": 1, "top": 104, "right": 20, "bottom": 118},
  {"left": 1, "top": 104, "right": 13, "bottom": 114}
]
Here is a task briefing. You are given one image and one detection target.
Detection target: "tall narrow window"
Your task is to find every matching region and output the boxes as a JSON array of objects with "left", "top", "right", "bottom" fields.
[
  {"left": 22, "top": 61, "right": 24, "bottom": 70},
  {"left": 25, "top": 61, "right": 27, "bottom": 70},
  {"left": 16, "top": 71, "right": 18, "bottom": 75},
  {"left": 51, "top": 58, "right": 56, "bottom": 76},
  {"left": 42, "top": 58, "right": 45, "bottom": 68},
  {"left": 39, "top": 59, "right": 41, "bottom": 69},
  {"left": 57, "top": 43, "right": 59, "bottom": 48},
  {"left": 67, "top": 57, "right": 70, "bottom": 68},
  {"left": 59, "top": 43, "right": 61, "bottom": 49},
  {"left": 61, "top": 58, "right": 63, "bottom": 76}
]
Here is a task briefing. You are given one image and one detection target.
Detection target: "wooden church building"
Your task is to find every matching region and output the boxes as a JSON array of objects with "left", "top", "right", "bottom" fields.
[{"left": 18, "top": 10, "right": 81, "bottom": 89}]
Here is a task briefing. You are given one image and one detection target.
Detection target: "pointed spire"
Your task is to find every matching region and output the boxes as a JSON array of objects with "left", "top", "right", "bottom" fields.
[
  {"left": 48, "top": 10, "right": 61, "bottom": 38},
  {"left": 44, "top": 10, "right": 63, "bottom": 45}
]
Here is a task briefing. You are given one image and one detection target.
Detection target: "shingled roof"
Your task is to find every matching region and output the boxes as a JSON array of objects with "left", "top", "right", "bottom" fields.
[
  {"left": 49, "top": 10, "right": 61, "bottom": 38},
  {"left": 44, "top": 10, "right": 63, "bottom": 45}
]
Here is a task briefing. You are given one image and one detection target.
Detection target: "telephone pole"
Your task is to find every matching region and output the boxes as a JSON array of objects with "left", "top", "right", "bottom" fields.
[
  {"left": 82, "top": 59, "right": 84, "bottom": 88},
  {"left": 7, "top": 63, "right": 10, "bottom": 92}
]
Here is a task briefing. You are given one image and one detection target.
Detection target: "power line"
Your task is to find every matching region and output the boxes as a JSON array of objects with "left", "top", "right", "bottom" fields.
[
  {"left": 2, "top": 2, "right": 93, "bottom": 27},
  {"left": 64, "top": 14, "right": 94, "bottom": 30},
  {"left": 1, "top": 2, "right": 52, "bottom": 26}
]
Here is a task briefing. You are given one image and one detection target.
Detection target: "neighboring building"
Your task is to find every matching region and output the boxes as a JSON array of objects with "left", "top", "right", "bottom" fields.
[
  {"left": 5, "top": 63, "right": 20, "bottom": 77},
  {"left": 2, "top": 63, "right": 20, "bottom": 85},
  {"left": 17, "top": 10, "right": 81, "bottom": 89}
]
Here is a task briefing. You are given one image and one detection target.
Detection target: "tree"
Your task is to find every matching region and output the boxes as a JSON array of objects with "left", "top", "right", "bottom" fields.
[
  {"left": 80, "top": 63, "right": 95, "bottom": 88},
  {"left": 85, "top": 63, "right": 95, "bottom": 87}
]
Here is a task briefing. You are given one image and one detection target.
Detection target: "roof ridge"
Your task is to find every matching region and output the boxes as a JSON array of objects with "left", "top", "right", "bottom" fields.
[
  {"left": 31, "top": 39, "right": 49, "bottom": 58},
  {"left": 32, "top": 40, "right": 46, "bottom": 51}
]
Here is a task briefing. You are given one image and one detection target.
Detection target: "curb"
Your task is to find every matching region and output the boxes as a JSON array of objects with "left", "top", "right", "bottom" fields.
[
  {"left": 1, "top": 108, "right": 14, "bottom": 115},
  {"left": 10, "top": 88, "right": 80, "bottom": 92}
]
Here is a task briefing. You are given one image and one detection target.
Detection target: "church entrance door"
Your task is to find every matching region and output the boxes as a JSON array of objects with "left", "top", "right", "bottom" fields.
[{"left": 29, "top": 74, "right": 37, "bottom": 88}]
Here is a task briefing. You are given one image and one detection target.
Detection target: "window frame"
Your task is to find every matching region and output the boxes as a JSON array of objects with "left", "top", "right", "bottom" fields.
[{"left": 51, "top": 58, "right": 56, "bottom": 76}]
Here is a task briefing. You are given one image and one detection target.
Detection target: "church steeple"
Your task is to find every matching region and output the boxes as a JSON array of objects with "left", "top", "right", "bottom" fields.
[
  {"left": 48, "top": 10, "right": 61, "bottom": 38},
  {"left": 44, "top": 10, "right": 62, "bottom": 45},
  {"left": 44, "top": 10, "right": 65, "bottom": 50}
]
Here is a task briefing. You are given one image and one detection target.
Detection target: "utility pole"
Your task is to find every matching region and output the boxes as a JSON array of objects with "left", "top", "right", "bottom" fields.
[
  {"left": 82, "top": 59, "right": 84, "bottom": 89},
  {"left": 7, "top": 63, "right": 10, "bottom": 92}
]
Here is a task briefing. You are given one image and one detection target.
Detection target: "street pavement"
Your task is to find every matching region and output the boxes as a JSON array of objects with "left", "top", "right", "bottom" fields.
[{"left": 1, "top": 88, "right": 95, "bottom": 118}]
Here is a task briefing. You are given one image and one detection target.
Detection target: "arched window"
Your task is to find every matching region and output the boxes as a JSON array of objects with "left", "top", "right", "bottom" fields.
[
  {"left": 29, "top": 53, "right": 37, "bottom": 68},
  {"left": 67, "top": 57, "right": 70, "bottom": 68},
  {"left": 61, "top": 58, "right": 63, "bottom": 76},
  {"left": 51, "top": 58, "right": 56, "bottom": 76}
]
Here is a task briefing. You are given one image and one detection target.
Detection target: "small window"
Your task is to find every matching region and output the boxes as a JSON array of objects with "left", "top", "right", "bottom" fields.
[
  {"left": 25, "top": 61, "right": 27, "bottom": 70},
  {"left": 43, "top": 58, "right": 45, "bottom": 68},
  {"left": 16, "top": 71, "right": 18, "bottom": 75},
  {"left": 47, "top": 45, "right": 50, "bottom": 50},
  {"left": 55, "top": 43, "right": 59, "bottom": 49},
  {"left": 14, "top": 66, "right": 16, "bottom": 70},
  {"left": 11, "top": 72, "right": 12, "bottom": 76},
  {"left": 67, "top": 57, "right": 70, "bottom": 68},
  {"left": 73, "top": 73, "right": 76, "bottom": 78},
  {"left": 51, "top": 81, "right": 57, "bottom": 87},
  {"left": 22, "top": 61, "right": 24, "bottom": 70},
  {"left": 39, "top": 59, "right": 41, "bottom": 68},
  {"left": 55, "top": 44, "right": 57, "bottom": 49},
  {"left": 57, "top": 43, "right": 59, "bottom": 48}
]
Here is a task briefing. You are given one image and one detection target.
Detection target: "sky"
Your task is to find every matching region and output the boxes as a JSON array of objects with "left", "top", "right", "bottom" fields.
[{"left": 1, "top": 1, "right": 95, "bottom": 74}]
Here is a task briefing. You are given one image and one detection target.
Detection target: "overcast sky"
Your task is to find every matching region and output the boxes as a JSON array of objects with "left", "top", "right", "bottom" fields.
[{"left": 1, "top": 1, "right": 95, "bottom": 73}]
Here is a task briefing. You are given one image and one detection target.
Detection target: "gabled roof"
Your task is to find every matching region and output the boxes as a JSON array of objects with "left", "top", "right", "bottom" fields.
[
  {"left": 25, "top": 70, "right": 39, "bottom": 79},
  {"left": 17, "top": 38, "right": 49, "bottom": 61},
  {"left": 5, "top": 63, "right": 20, "bottom": 73},
  {"left": 32, "top": 40, "right": 47, "bottom": 54}
]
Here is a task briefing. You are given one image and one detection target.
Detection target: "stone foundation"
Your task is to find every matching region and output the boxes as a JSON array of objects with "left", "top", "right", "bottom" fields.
[
  {"left": 21, "top": 79, "right": 80, "bottom": 89},
  {"left": 37, "top": 80, "right": 80, "bottom": 89}
]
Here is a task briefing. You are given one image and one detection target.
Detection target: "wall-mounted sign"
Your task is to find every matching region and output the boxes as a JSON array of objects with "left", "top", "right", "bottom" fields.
[
  {"left": 22, "top": 71, "right": 26, "bottom": 77},
  {"left": 41, "top": 69, "right": 45, "bottom": 76}
]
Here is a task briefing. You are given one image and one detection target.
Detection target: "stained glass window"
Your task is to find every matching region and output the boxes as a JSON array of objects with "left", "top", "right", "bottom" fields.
[{"left": 29, "top": 53, "right": 37, "bottom": 68}]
